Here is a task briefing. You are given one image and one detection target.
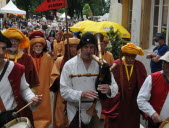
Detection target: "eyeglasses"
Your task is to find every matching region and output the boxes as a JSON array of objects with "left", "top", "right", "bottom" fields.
[{"left": 9, "top": 39, "right": 20, "bottom": 43}]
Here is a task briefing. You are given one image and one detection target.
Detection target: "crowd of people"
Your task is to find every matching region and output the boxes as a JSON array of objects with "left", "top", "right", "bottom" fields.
[{"left": 0, "top": 16, "right": 168, "bottom": 128}]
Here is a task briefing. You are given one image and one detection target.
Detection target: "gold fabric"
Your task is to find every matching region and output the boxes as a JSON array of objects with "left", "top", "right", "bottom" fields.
[
  {"left": 50, "top": 56, "right": 69, "bottom": 128},
  {"left": 31, "top": 53, "right": 53, "bottom": 128},
  {"left": 102, "top": 51, "right": 114, "bottom": 66},
  {"left": 30, "top": 37, "right": 46, "bottom": 46},
  {"left": 121, "top": 42, "right": 144, "bottom": 56}
]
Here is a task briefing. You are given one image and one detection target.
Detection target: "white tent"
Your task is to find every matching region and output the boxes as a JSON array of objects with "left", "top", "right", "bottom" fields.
[
  {"left": 98, "top": 13, "right": 109, "bottom": 21},
  {"left": 0, "top": 0, "right": 26, "bottom": 14},
  {"left": 59, "top": 13, "right": 70, "bottom": 20}
]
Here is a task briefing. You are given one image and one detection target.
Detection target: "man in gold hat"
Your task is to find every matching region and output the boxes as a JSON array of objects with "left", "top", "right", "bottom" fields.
[
  {"left": 2, "top": 28, "right": 39, "bottom": 89},
  {"left": 137, "top": 51, "right": 169, "bottom": 128},
  {"left": 29, "top": 31, "right": 53, "bottom": 128},
  {"left": 105, "top": 43, "right": 147, "bottom": 128},
  {"left": 53, "top": 32, "right": 73, "bottom": 60},
  {"left": 50, "top": 37, "right": 80, "bottom": 128}
]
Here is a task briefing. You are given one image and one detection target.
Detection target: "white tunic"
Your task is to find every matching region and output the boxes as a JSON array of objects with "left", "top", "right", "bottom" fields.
[
  {"left": 0, "top": 61, "right": 35, "bottom": 113},
  {"left": 60, "top": 55, "right": 118, "bottom": 124},
  {"left": 137, "top": 73, "right": 169, "bottom": 120}
]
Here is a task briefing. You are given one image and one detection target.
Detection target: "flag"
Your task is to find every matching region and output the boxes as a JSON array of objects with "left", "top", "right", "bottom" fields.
[{"left": 34, "top": 0, "right": 67, "bottom": 12}]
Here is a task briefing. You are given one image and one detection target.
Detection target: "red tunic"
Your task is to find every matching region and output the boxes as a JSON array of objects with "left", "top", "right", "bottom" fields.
[
  {"left": 9, "top": 52, "right": 39, "bottom": 88},
  {"left": 150, "top": 71, "right": 169, "bottom": 115},
  {"left": 103, "top": 59, "right": 147, "bottom": 128}
]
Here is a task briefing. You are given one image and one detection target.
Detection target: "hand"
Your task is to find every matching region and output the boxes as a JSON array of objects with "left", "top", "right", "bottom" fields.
[
  {"left": 31, "top": 95, "right": 43, "bottom": 107},
  {"left": 97, "top": 84, "right": 111, "bottom": 94},
  {"left": 81, "top": 90, "right": 98, "bottom": 99},
  {"left": 151, "top": 112, "right": 162, "bottom": 123}
]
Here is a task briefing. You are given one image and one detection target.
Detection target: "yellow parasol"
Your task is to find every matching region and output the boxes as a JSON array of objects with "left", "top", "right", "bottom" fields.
[
  {"left": 83, "top": 21, "right": 131, "bottom": 38},
  {"left": 70, "top": 20, "right": 96, "bottom": 32}
]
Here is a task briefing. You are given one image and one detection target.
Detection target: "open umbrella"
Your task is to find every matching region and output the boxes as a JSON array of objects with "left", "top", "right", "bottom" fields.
[
  {"left": 83, "top": 21, "right": 130, "bottom": 38},
  {"left": 70, "top": 20, "right": 96, "bottom": 32}
]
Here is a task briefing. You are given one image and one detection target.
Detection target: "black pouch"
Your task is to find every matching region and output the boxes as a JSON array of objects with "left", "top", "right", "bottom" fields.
[{"left": 0, "top": 109, "right": 19, "bottom": 128}]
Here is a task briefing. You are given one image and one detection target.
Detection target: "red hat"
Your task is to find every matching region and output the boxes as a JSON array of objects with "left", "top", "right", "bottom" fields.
[{"left": 29, "top": 31, "right": 44, "bottom": 40}]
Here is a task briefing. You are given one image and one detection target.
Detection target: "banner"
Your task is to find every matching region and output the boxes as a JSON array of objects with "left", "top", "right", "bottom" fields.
[{"left": 34, "top": 0, "right": 67, "bottom": 12}]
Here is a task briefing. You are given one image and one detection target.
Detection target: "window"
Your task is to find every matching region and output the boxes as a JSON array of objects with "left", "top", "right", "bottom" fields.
[
  {"left": 150, "top": 0, "right": 169, "bottom": 46},
  {"left": 128, "top": 0, "right": 133, "bottom": 33}
]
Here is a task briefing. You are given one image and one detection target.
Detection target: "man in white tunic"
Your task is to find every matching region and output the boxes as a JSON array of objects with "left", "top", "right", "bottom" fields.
[
  {"left": 60, "top": 32, "right": 118, "bottom": 128},
  {"left": 0, "top": 32, "right": 42, "bottom": 127},
  {"left": 137, "top": 51, "right": 169, "bottom": 128}
]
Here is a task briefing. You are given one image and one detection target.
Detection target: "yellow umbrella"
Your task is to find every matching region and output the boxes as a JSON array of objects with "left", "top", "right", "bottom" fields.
[
  {"left": 83, "top": 21, "right": 131, "bottom": 38},
  {"left": 70, "top": 20, "right": 96, "bottom": 32}
]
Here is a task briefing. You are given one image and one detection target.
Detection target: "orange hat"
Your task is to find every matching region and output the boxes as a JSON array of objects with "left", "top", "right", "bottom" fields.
[
  {"left": 30, "top": 37, "right": 46, "bottom": 46},
  {"left": 2, "top": 28, "right": 30, "bottom": 49},
  {"left": 121, "top": 42, "right": 144, "bottom": 56},
  {"left": 64, "top": 38, "right": 80, "bottom": 45},
  {"left": 103, "top": 37, "right": 109, "bottom": 44}
]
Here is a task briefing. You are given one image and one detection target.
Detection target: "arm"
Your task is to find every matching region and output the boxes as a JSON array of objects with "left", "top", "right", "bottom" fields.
[
  {"left": 137, "top": 75, "right": 161, "bottom": 121},
  {"left": 20, "top": 73, "right": 42, "bottom": 108}
]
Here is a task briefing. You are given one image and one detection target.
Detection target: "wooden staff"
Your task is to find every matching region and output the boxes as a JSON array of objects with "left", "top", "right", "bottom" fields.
[
  {"left": 69, "top": 73, "right": 99, "bottom": 78},
  {"left": 161, "top": 120, "right": 169, "bottom": 123},
  {"left": 12, "top": 101, "right": 33, "bottom": 117},
  {"left": 91, "top": 55, "right": 103, "bottom": 66}
]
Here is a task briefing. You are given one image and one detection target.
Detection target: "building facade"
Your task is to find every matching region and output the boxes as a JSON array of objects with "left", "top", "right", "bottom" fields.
[{"left": 109, "top": 0, "right": 169, "bottom": 74}]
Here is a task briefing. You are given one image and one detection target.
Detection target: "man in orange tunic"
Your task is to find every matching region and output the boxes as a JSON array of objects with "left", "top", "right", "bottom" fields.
[
  {"left": 53, "top": 32, "right": 73, "bottom": 60},
  {"left": 29, "top": 31, "right": 53, "bottom": 128},
  {"left": 2, "top": 28, "right": 40, "bottom": 89},
  {"left": 50, "top": 38, "right": 80, "bottom": 128}
]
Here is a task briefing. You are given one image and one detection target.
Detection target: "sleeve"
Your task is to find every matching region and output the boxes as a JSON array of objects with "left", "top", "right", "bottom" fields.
[
  {"left": 158, "top": 46, "right": 169, "bottom": 56},
  {"left": 20, "top": 73, "right": 35, "bottom": 103},
  {"left": 60, "top": 64, "right": 82, "bottom": 103},
  {"left": 137, "top": 75, "right": 156, "bottom": 117},
  {"left": 107, "top": 72, "right": 118, "bottom": 98}
]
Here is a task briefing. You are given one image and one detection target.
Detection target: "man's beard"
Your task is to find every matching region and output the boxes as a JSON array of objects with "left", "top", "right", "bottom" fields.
[
  {"left": 7, "top": 48, "right": 18, "bottom": 54},
  {"left": 34, "top": 49, "right": 42, "bottom": 54}
]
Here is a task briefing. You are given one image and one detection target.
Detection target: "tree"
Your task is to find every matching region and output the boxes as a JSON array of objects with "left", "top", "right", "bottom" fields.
[{"left": 82, "top": 3, "right": 92, "bottom": 18}]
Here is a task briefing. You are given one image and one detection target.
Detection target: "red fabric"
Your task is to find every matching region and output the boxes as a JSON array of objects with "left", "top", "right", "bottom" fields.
[
  {"left": 150, "top": 71, "right": 169, "bottom": 114},
  {"left": 10, "top": 53, "right": 40, "bottom": 88},
  {"left": 34, "top": 0, "right": 67, "bottom": 12},
  {"left": 8, "top": 62, "right": 34, "bottom": 126},
  {"left": 104, "top": 59, "right": 147, "bottom": 128}
]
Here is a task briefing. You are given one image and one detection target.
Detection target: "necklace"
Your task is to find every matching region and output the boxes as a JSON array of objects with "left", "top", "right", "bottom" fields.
[
  {"left": 5, "top": 51, "right": 19, "bottom": 62},
  {"left": 122, "top": 57, "right": 134, "bottom": 81}
]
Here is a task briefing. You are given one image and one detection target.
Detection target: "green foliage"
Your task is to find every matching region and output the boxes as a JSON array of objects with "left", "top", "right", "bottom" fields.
[
  {"left": 106, "top": 29, "right": 128, "bottom": 60},
  {"left": 82, "top": 4, "right": 92, "bottom": 18}
]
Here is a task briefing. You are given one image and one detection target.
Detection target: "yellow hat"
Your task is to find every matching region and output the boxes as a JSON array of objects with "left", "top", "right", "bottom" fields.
[
  {"left": 2, "top": 28, "right": 30, "bottom": 49},
  {"left": 103, "top": 37, "right": 109, "bottom": 44},
  {"left": 64, "top": 38, "right": 80, "bottom": 45},
  {"left": 30, "top": 37, "right": 46, "bottom": 46},
  {"left": 121, "top": 42, "right": 144, "bottom": 56}
]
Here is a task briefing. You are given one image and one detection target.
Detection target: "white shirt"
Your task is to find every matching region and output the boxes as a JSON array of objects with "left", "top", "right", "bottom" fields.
[
  {"left": 60, "top": 55, "right": 118, "bottom": 124},
  {"left": 0, "top": 61, "right": 35, "bottom": 113},
  {"left": 137, "top": 73, "right": 169, "bottom": 120}
]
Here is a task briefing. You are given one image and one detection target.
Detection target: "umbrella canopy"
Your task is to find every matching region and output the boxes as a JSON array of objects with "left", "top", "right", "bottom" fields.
[
  {"left": 70, "top": 20, "right": 96, "bottom": 32},
  {"left": 83, "top": 21, "right": 130, "bottom": 38},
  {"left": 0, "top": 0, "right": 26, "bottom": 14}
]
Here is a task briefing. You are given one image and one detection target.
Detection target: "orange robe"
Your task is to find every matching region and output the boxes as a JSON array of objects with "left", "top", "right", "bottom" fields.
[
  {"left": 50, "top": 56, "right": 69, "bottom": 128},
  {"left": 31, "top": 53, "right": 53, "bottom": 128},
  {"left": 102, "top": 51, "right": 114, "bottom": 66},
  {"left": 53, "top": 40, "right": 65, "bottom": 59}
]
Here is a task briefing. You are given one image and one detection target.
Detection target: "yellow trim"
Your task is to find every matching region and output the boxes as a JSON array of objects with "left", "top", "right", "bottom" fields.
[{"left": 122, "top": 57, "right": 134, "bottom": 81}]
